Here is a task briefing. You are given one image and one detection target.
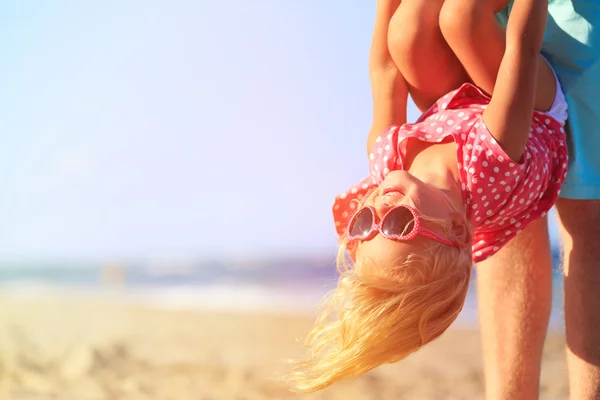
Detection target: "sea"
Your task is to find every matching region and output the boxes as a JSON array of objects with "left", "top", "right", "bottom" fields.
[{"left": 0, "top": 248, "right": 566, "bottom": 330}]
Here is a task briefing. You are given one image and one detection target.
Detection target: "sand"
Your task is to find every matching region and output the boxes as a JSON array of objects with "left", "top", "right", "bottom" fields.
[{"left": 0, "top": 293, "right": 569, "bottom": 400}]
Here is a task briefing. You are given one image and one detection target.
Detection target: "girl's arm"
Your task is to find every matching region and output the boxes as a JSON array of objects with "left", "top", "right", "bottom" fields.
[
  {"left": 481, "top": 0, "right": 548, "bottom": 162},
  {"left": 367, "top": 0, "right": 408, "bottom": 154}
]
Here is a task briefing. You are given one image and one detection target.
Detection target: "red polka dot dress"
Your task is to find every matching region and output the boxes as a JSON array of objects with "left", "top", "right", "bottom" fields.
[{"left": 333, "top": 84, "right": 568, "bottom": 263}]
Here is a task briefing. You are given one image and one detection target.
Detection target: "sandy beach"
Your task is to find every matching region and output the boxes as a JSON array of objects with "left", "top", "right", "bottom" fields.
[{"left": 0, "top": 293, "right": 569, "bottom": 400}]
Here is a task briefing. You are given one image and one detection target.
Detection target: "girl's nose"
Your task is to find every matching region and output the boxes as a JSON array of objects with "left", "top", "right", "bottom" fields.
[{"left": 374, "top": 202, "right": 393, "bottom": 219}]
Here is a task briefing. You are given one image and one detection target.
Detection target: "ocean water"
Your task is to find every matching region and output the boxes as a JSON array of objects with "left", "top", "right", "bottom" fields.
[{"left": 0, "top": 248, "right": 565, "bottom": 329}]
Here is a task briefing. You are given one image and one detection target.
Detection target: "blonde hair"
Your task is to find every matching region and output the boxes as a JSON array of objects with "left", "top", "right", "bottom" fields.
[{"left": 287, "top": 191, "right": 473, "bottom": 393}]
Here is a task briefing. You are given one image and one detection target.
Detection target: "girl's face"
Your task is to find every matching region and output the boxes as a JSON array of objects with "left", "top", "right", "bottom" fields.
[{"left": 354, "top": 170, "right": 469, "bottom": 275}]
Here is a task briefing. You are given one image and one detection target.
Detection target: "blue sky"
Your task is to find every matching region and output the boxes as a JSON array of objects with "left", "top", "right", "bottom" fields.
[{"left": 0, "top": 1, "right": 558, "bottom": 262}]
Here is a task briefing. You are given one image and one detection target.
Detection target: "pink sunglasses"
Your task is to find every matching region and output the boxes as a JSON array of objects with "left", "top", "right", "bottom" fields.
[{"left": 345, "top": 205, "right": 459, "bottom": 247}]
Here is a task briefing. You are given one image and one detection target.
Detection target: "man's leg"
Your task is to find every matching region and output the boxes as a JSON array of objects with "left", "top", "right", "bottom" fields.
[
  {"left": 556, "top": 198, "right": 600, "bottom": 400},
  {"left": 476, "top": 216, "right": 553, "bottom": 400}
]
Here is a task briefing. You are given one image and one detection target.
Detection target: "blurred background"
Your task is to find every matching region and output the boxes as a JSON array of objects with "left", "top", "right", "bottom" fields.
[{"left": 0, "top": 1, "right": 568, "bottom": 399}]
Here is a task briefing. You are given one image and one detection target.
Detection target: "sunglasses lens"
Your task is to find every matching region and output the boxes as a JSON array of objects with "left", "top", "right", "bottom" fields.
[
  {"left": 382, "top": 207, "right": 415, "bottom": 237},
  {"left": 349, "top": 208, "right": 374, "bottom": 238}
]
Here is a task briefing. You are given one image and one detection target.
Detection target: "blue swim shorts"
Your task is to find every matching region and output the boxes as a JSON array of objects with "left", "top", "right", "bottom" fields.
[{"left": 497, "top": 1, "right": 600, "bottom": 199}]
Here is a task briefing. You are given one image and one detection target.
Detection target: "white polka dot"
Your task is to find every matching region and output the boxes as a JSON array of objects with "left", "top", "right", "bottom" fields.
[
  {"left": 489, "top": 177, "right": 495, "bottom": 183},
  {"left": 482, "top": 161, "right": 488, "bottom": 167},
  {"left": 369, "top": 153, "right": 374, "bottom": 160},
  {"left": 471, "top": 156, "right": 478, "bottom": 162},
  {"left": 494, "top": 194, "right": 500, "bottom": 200},
  {"left": 362, "top": 183, "right": 369, "bottom": 189},
  {"left": 383, "top": 168, "right": 390, "bottom": 175},
  {"left": 476, "top": 216, "right": 482, "bottom": 222},
  {"left": 505, "top": 230, "right": 512, "bottom": 236},
  {"left": 383, "top": 156, "right": 388, "bottom": 162},
  {"left": 480, "top": 172, "right": 485, "bottom": 178},
  {"left": 493, "top": 167, "right": 500, "bottom": 173},
  {"left": 477, "top": 188, "right": 483, "bottom": 194},
  {"left": 498, "top": 156, "right": 504, "bottom": 162},
  {"left": 469, "top": 167, "right": 475, "bottom": 174},
  {"left": 342, "top": 211, "right": 349, "bottom": 218},
  {"left": 334, "top": 204, "right": 340, "bottom": 210},
  {"left": 493, "top": 246, "right": 499, "bottom": 251},
  {"left": 475, "top": 251, "right": 482, "bottom": 258},
  {"left": 340, "top": 193, "right": 347, "bottom": 199},
  {"left": 351, "top": 187, "right": 358, "bottom": 194},
  {"left": 436, "top": 127, "right": 443, "bottom": 134},
  {"left": 519, "top": 198, "right": 525, "bottom": 204},
  {"left": 349, "top": 202, "right": 356, "bottom": 209},
  {"left": 384, "top": 144, "right": 390, "bottom": 151},
  {"left": 505, "top": 186, "right": 511, "bottom": 192},
  {"left": 486, "top": 210, "right": 493, "bottom": 216},
  {"left": 375, "top": 136, "right": 381, "bottom": 143}
]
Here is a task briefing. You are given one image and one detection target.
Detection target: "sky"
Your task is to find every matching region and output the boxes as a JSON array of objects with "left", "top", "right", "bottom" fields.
[{"left": 0, "top": 1, "right": 559, "bottom": 263}]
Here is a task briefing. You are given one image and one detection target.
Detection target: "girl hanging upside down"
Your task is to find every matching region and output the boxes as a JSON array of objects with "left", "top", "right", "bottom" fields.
[{"left": 288, "top": 0, "right": 568, "bottom": 393}]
